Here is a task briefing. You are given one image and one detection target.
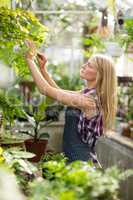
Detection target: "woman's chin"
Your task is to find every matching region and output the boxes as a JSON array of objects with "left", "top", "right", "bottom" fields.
[{"left": 80, "top": 73, "right": 85, "bottom": 79}]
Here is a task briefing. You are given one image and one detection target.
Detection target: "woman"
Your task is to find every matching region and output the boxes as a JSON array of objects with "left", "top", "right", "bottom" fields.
[{"left": 25, "top": 40, "right": 117, "bottom": 166}]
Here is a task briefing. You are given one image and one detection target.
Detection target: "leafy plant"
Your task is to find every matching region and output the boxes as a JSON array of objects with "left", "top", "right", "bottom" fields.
[
  {"left": 20, "top": 101, "right": 52, "bottom": 142},
  {"left": 0, "top": 90, "right": 25, "bottom": 126},
  {"left": 125, "top": 82, "right": 133, "bottom": 121},
  {"left": 3, "top": 148, "right": 37, "bottom": 173},
  {"left": 82, "top": 33, "right": 105, "bottom": 58},
  {"left": 47, "top": 62, "right": 83, "bottom": 90},
  {"left": 0, "top": 7, "right": 48, "bottom": 77},
  {"left": 117, "top": 82, "right": 133, "bottom": 122},
  {"left": 42, "top": 152, "right": 68, "bottom": 163},
  {"left": 1, "top": 147, "right": 38, "bottom": 195},
  {"left": 56, "top": 75, "right": 83, "bottom": 90},
  {"left": 117, "top": 18, "right": 133, "bottom": 51},
  {"left": 0, "top": 87, "right": 52, "bottom": 143},
  {"left": 29, "top": 159, "right": 133, "bottom": 200}
]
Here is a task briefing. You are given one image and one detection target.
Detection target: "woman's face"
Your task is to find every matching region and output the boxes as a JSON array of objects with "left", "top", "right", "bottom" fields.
[{"left": 80, "top": 59, "right": 97, "bottom": 81}]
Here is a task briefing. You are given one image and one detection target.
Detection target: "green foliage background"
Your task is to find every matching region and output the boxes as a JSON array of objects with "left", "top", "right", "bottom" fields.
[{"left": 0, "top": 7, "right": 48, "bottom": 78}]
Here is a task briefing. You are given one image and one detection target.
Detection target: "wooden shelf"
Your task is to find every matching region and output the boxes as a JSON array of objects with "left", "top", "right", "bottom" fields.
[{"left": 118, "top": 76, "right": 133, "bottom": 83}]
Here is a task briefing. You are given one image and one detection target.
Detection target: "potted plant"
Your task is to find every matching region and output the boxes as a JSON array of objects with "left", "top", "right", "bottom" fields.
[
  {"left": 126, "top": 82, "right": 133, "bottom": 138},
  {"left": 0, "top": 89, "right": 51, "bottom": 155},
  {"left": 22, "top": 102, "right": 52, "bottom": 162},
  {"left": 0, "top": 90, "right": 27, "bottom": 147},
  {"left": 117, "top": 82, "right": 133, "bottom": 138},
  {"left": 24, "top": 120, "right": 50, "bottom": 163}
]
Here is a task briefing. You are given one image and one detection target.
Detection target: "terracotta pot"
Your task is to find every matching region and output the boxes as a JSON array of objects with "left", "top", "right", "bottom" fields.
[
  {"left": 129, "top": 120, "right": 133, "bottom": 139},
  {"left": 24, "top": 139, "right": 48, "bottom": 162},
  {"left": 130, "top": 128, "right": 133, "bottom": 139},
  {"left": 128, "top": 120, "right": 133, "bottom": 127},
  {"left": 121, "top": 126, "right": 131, "bottom": 138}
]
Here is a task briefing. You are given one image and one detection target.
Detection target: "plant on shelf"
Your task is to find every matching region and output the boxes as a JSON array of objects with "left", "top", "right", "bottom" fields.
[
  {"left": 125, "top": 82, "right": 133, "bottom": 122},
  {"left": 117, "top": 82, "right": 133, "bottom": 138},
  {"left": 0, "top": 7, "right": 48, "bottom": 78},
  {"left": 0, "top": 86, "right": 52, "bottom": 161},
  {"left": 20, "top": 101, "right": 52, "bottom": 162},
  {"left": 117, "top": 82, "right": 133, "bottom": 122},
  {"left": 0, "top": 88, "right": 28, "bottom": 148},
  {"left": 124, "top": 82, "right": 133, "bottom": 139},
  {"left": 0, "top": 89, "right": 33, "bottom": 147}
]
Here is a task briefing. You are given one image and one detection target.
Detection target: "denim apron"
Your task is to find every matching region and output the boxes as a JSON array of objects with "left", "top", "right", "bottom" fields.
[{"left": 63, "top": 106, "right": 95, "bottom": 162}]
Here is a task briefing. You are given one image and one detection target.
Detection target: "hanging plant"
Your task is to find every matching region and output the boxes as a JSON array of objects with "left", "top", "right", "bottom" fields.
[
  {"left": 82, "top": 33, "right": 105, "bottom": 58},
  {"left": 0, "top": 7, "right": 48, "bottom": 77},
  {"left": 97, "top": 8, "right": 110, "bottom": 39},
  {"left": 119, "top": 18, "right": 133, "bottom": 52}
]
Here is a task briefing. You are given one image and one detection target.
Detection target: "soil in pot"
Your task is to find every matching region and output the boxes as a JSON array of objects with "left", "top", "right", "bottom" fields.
[{"left": 24, "top": 139, "right": 48, "bottom": 162}]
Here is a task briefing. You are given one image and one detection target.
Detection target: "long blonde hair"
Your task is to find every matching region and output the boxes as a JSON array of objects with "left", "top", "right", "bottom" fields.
[{"left": 90, "top": 54, "right": 117, "bottom": 132}]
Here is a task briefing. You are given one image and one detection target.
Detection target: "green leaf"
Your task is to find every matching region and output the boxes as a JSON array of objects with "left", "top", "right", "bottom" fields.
[
  {"left": 39, "top": 132, "right": 49, "bottom": 139},
  {"left": 6, "top": 149, "right": 35, "bottom": 159},
  {"left": 0, "top": 7, "right": 48, "bottom": 77}
]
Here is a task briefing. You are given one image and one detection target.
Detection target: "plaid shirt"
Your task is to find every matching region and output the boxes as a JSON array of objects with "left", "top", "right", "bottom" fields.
[{"left": 78, "top": 88, "right": 103, "bottom": 148}]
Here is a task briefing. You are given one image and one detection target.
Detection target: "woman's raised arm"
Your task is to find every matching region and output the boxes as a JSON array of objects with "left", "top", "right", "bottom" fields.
[
  {"left": 26, "top": 58, "right": 95, "bottom": 110},
  {"left": 37, "top": 52, "right": 82, "bottom": 94}
]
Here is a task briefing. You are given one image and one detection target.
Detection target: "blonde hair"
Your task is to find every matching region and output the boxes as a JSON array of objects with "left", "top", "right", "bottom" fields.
[{"left": 90, "top": 54, "right": 117, "bottom": 132}]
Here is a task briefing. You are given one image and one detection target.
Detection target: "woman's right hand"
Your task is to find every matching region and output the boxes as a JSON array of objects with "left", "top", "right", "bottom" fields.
[
  {"left": 37, "top": 52, "right": 47, "bottom": 72},
  {"left": 25, "top": 40, "right": 36, "bottom": 61}
]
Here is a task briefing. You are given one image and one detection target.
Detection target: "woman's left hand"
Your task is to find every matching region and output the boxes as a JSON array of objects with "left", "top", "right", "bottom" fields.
[{"left": 25, "top": 40, "right": 36, "bottom": 61}]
